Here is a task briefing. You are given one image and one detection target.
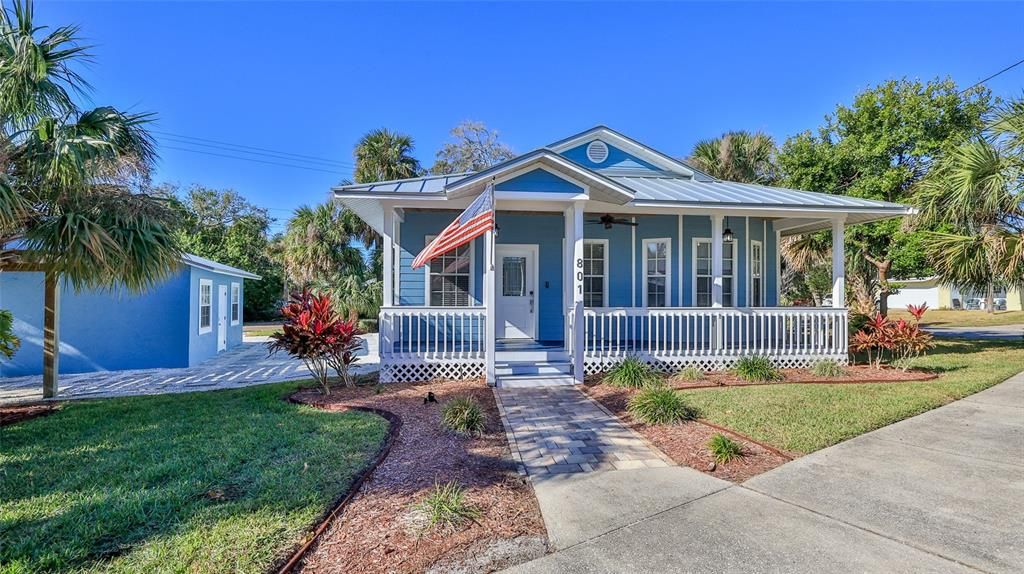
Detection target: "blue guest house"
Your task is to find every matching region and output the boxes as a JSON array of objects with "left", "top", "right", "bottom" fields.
[
  {"left": 334, "top": 126, "right": 913, "bottom": 387},
  {"left": 0, "top": 254, "right": 260, "bottom": 377}
]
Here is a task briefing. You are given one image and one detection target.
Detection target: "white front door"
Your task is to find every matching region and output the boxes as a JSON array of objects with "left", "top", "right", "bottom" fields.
[
  {"left": 217, "top": 285, "right": 228, "bottom": 352},
  {"left": 495, "top": 244, "right": 538, "bottom": 339}
]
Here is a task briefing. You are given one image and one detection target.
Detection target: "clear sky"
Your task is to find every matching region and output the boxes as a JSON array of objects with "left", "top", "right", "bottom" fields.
[{"left": 37, "top": 1, "right": 1024, "bottom": 234}]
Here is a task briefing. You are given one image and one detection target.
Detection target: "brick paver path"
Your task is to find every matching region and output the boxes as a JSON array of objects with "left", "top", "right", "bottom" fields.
[{"left": 495, "top": 386, "right": 671, "bottom": 477}]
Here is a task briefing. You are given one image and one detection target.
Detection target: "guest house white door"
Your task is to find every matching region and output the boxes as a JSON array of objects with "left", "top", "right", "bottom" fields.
[
  {"left": 217, "top": 285, "right": 228, "bottom": 352},
  {"left": 495, "top": 244, "right": 538, "bottom": 339}
]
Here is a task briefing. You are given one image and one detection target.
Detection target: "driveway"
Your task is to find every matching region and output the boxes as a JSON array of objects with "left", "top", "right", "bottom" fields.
[
  {"left": 0, "top": 333, "right": 379, "bottom": 405},
  {"left": 508, "top": 372, "right": 1024, "bottom": 573},
  {"left": 928, "top": 324, "right": 1024, "bottom": 340}
]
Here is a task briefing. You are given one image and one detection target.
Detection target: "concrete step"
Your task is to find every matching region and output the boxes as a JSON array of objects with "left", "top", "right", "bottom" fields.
[
  {"left": 496, "top": 374, "right": 577, "bottom": 388},
  {"left": 495, "top": 361, "right": 572, "bottom": 377},
  {"left": 495, "top": 349, "right": 570, "bottom": 363}
]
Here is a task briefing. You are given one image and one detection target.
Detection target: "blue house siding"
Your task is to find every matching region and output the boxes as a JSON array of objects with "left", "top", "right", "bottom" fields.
[
  {"left": 186, "top": 267, "right": 246, "bottom": 367},
  {"left": 397, "top": 210, "right": 484, "bottom": 306},
  {"left": 0, "top": 271, "right": 191, "bottom": 377},
  {"left": 561, "top": 141, "right": 662, "bottom": 174},
  {"left": 496, "top": 168, "right": 583, "bottom": 193}
]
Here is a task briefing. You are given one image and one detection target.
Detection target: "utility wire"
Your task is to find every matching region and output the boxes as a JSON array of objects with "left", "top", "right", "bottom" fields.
[
  {"left": 157, "top": 133, "right": 356, "bottom": 169},
  {"left": 961, "top": 57, "right": 1024, "bottom": 93},
  {"left": 152, "top": 129, "right": 356, "bottom": 169},
  {"left": 161, "top": 145, "right": 350, "bottom": 175}
]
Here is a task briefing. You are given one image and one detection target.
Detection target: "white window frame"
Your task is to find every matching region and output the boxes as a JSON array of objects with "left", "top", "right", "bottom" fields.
[
  {"left": 423, "top": 235, "right": 477, "bottom": 307},
  {"left": 693, "top": 238, "right": 735, "bottom": 307},
  {"left": 230, "top": 282, "right": 241, "bottom": 325},
  {"left": 583, "top": 239, "right": 609, "bottom": 308},
  {"left": 750, "top": 240, "right": 764, "bottom": 307},
  {"left": 198, "top": 279, "right": 213, "bottom": 334},
  {"left": 642, "top": 238, "right": 671, "bottom": 308}
]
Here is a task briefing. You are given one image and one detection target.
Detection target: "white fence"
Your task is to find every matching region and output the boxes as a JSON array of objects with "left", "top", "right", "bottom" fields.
[{"left": 378, "top": 306, "right": 486, "bottom": 382}]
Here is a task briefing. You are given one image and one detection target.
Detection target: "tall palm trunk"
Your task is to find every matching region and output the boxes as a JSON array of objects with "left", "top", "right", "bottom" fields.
[
  {"left": 43, "top": 272, "right": 60, "bottom": 398},
  {"left": 986, "top": 283, "right": 995, "bottom": 314}
]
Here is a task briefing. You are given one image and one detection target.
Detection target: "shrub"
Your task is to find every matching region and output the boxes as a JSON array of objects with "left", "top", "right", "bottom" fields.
[
  {"left": 267, "top": 289, "right": 344, "bottom": 394},
  {"left": 606, "top": 357, "right": 661, "bottom": 388},
  {"left": 441, "top": 396, "right": 486, "bottom": 436},
  {"left": 849, "top": 312, "right": 934, "bottom": 370},
  {"left": 0, "top": 309, "right": 20, "bottom": 361},
  {"left": 811, "top": 359, "right": 847, "bottom": 378},
  {"left": 732, "top": 356, "right": 783, "bottom": 382},
  {"left": 707, "top": 433, "right": 744, "bottom": 464},
  {"left": 415, "top": 481, "right": 481, "bottom": 531},
  {"left": 325, "top": 319, "right": 363, "bottom": 387},
  {"left": 673, "top": 365, "right": 705, "bottom": 382},
  {"left": 628, "top": 387, "right": 698, "bottom": 424}
]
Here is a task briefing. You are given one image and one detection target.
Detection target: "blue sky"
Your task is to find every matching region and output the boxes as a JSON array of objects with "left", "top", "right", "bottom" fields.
[{"left": 38, "top": 1, "right": 1024, "bottom": 234}]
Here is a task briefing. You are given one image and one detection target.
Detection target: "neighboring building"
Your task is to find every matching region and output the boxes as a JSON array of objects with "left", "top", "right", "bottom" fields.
[
  {"left": 334, "top": 126, "right": 914, "bottom": 386},
  {"left": 0, "top": 254, "right": 260, "bottom": 377},
  {"left": 890, "top": 277, "right": 1024, "bottom": 311}
]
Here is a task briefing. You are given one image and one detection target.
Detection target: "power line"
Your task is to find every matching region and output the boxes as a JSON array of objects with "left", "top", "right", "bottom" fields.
[
  {"left": 161, "top": 145, "right": 350, "bottom": 175},
  {"left": 156, "top": 133, "right": 356, "bottom": 170},
  {"left": 961, "top": 57, "right": 1024, "bottom": 93},
  {"left": 152, "top": 129, "right": 356, "bottom": 169}
]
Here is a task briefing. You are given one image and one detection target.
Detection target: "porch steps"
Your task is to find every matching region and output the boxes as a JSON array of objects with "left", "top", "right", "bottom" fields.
[
  {"left": 495, "top": 374, "right": 576, "bottom": 388},
  {"left": 495, "top": 349, "right": 570, "bottom": 363},
  {"left": 495, "top": 360, "right": 572, "bottom": 377}
]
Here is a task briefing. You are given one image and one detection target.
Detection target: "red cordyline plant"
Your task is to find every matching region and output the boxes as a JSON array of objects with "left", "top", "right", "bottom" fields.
[
  {"left": 848, "top": 305, "right": 934, "bottom": 370},
  {"left": 267, "top": 289, "right": 363, "bottom": 394}
]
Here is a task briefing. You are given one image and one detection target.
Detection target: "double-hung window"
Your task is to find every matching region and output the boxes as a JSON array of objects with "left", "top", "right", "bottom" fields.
[
  {"left": 583, "top": 239, "right": 608, "bottom": 307},
  {"left": 694, "top": 239, "right": 734, "bottom": 307},
  {"left": 198, "top": 279, "right": 212, "bottom": 333},
  {"left": 425, "top": 235, "right": 472, "bottom": 306},
  {"left": 750, "top": 240, "right": 763, "bottom": 307},
  {"left": 230, "top": 282, "right": 241, "bottom": 325},
  {"left": 643, "top": 238, "right": 671, "bottom": 307}
]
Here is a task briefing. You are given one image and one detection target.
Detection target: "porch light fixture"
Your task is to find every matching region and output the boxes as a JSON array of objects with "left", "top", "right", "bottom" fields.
[{"left": 722, "top": 216, "right": 735, "bottom": 243}]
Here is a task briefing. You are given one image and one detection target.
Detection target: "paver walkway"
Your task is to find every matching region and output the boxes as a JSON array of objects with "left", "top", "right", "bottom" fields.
[
  {"left": 495, "top": 386, "right": 670, "bottom": 476},
  {"left": 0, "top": 334, "right": 379, "bottom": 405}
]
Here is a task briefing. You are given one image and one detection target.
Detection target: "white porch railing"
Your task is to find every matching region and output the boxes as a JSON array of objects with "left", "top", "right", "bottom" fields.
[
  {"left": 378, "top": 306, "right": 487, "bottom": 382},
  {"left": 582, "top": 307, "right": 848, "bottom": 372}
]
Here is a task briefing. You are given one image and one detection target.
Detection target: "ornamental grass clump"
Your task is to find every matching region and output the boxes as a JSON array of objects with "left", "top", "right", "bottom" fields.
[
  {"left": 811, "top": 359, "right": 848, "bottom": 378},
  {"left": 707, "top": 433, "right": 744, "bottom": 464},
  {"left": 606, "top": 356, "right": 662, "bottom": 389},
  {"left": 441, "top": 396, "right": 486, "bottom": 437},
  {"left": 416, "top": 480, "right": 481, "bottom": 531},
  {"left": 673, "top": 365, "right": 705, "bottom": 382},
  {"left": 732, "top": 356, "right": 783, "bottom": 382},
  {"left": 628, "top": 386, "right": 698, "bottom": 425}
]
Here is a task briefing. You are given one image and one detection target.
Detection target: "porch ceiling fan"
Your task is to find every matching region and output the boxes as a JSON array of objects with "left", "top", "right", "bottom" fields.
[{"left": 586, "top": 214, "right": 638, "bottom": 229}]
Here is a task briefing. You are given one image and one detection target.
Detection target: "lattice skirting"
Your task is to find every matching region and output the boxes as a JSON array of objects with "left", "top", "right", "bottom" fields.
[
  {"left": 379, "top": 359, "right": 485, "bottom": 383},
  {"left": 584, "top": 353, "right": 848, "bottom": 375}
]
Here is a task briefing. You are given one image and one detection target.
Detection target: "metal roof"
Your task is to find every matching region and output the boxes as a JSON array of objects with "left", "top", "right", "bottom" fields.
[
  {"left": 333, "top": 173, "right": 469, "bottom": 195},
  {"left": 182, "top": 253, "right": 261, "bottom": 280}
]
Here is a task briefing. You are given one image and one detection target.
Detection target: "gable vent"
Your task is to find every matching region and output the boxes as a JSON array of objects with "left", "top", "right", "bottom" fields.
[{"left": 586, "top": 140, "right": 609, "bottom": 164}]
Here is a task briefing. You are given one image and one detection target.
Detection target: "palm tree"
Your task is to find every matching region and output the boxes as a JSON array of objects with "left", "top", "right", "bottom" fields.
[
  {"left": 915, "top": 98, "right": 1024, "bottom": 312},
  {"left": 353, "top": 128, "right": 421, "bottom": 183},
  {"left": 688, "top": 131, "right": 779, "bottom": 184},
  {"left": 0, "top": 1, "right": 180, "bottom": 397},
  {"left": 280, "top": 203, "right": 365, "bottom": 286}
]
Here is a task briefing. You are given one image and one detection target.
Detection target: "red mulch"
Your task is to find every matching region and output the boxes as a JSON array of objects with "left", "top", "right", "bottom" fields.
[
  {"left": 666, "top": 365, "right": 936, "bottom": 389},
  {"left": 0, "top": 403, "right": 58, "bottom": 427},
  {"left": 584, "top": 383, "right": 791, "bottom": 483},
  {"left": 290, "top": 379, "right": 546, "bottom": 574}
]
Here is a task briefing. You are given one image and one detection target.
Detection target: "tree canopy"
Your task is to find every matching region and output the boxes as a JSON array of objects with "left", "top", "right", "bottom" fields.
[
  {"left": 431, "top": 121, "right": 515, "bottom": 175},
  {"left": 687, "top": 130, "right": 779, "bottom": 184},
  {"left": 353, "top": 128, "right": 421, "bottom": 183}
]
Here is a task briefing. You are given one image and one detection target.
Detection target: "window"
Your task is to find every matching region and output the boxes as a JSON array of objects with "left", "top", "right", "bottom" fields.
[
  {"left": 750, "top": 241, "right": 763, "bottom": 306},
  {"left": 643, "top": 238, "right": 671, "bottom": 307},
  {"left": 502, "top": 257, "right": 526, "bottom": 296},
  {"left": 694, "top": 239, "right": 734, "bottom": 307},
  {"left": 198, "top": 279, "right": 212, "bottom": 333},
  {"left": 583, "top": 239, "right": 608, "bottom": 307},
  {"left": 425, "top": 235, "right": 473, "bottom": 306},
  {"left": 231, "top": 282, "right": 241, "bottom": 325}
]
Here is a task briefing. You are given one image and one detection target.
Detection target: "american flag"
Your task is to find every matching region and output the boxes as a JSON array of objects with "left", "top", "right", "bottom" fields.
[{"left": 411, "top": 184, "right": 495, "bottom": 270}]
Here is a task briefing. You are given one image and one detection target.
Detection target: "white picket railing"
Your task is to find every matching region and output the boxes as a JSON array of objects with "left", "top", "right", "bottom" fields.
[
  {"left": 582, "top": 307, "right": 848, "bottom": 360},
  {"left": 378, "top": 306, "right": 486, "bottom": 361}
]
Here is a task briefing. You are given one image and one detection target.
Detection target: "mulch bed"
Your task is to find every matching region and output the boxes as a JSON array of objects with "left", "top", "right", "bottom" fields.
[
  {"left": 0, "top": 403, "right": 58, "bottom": 427},
  {"left": 290, "top": 379, "right": 546, "bottom": 574},
  {"left": 583, "top": 383, "right": 791, "bottom": 483},
  {"left": 665, "top": 365, "right": 937, "bottom": 389}
]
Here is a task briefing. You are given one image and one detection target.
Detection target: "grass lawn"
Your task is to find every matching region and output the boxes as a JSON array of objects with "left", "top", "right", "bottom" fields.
[
  {"left": 889, "top": 309, "right": 1024, "bottom": 327},
  {"left": 683, "top": 339, "right": 1024, "bottom": 455},
  {"left": 242, "top": 324, "right": 282, "bottom": 337},
  {"left": 0, "top": 382, "right": 389, "bottom": 574}
]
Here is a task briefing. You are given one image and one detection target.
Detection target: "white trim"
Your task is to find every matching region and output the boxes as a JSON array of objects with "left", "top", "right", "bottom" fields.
[
  {"left": 423, "top": 234, "right": 477, "bottom": 307},
  {"left": 677, "top": 214, "right": 684, "bottom": 307},
  {"left": 641, "top": 237, "right": 672, "bottom": 307},
  {"left": 583, "top": 238, "right": 609, "bottom": 307},
  {"left": 547, "top": 127, "right": 697, "bottom": 177},
  {"left": 749, "top": 240, "right": 764, "bottom": 307},
  {"left": 693, "top": 237, "right": 736, "bottom": 307},
  {"left": 774, "top": 226, "right": 782, "bottom": 304},
  {"left": 230, "top": 282, "right": 241, "bottom": 326},
  {"left": 495, "top": 243, "right": 541, "bottom": 339},
  {"left": 744, "top": 217, "right": 750, "bottom": 306},
  {"left": 630, "top": 218, "right": 636, "bottom": 307},
  {"left": 198, "top": 278, "right": 213, "bottom": 335}
]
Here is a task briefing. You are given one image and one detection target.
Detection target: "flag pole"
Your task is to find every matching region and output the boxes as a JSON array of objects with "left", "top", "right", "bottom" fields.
[{"left": 484, "top": 179, "right": 497, "bottom": 386}]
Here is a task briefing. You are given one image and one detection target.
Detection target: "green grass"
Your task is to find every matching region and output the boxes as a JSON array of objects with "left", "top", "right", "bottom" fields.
[
  {"left": 628, "top": 386, "right": 698, "bottom": 425},
  {"left": 440, "top": 396, "right": 486, "bottom": 437},
  {"left": 606, "top": 357, "right": 662, "bottom": 389},
  {"left": 889, "top": 309, "right": 1024, "bottom": 327},
  {"left": 707, "top": 433, "right": 744, "bottom": 464},
  {"left": 0, "top": 382, "right": 389, "bottom": 574},
  {"left": 731, "top": 355, "right": 783, "bottom": 382},
  {"left": 242, "top": 326, "right": 282, "bottom": 337},
  {"left": 810, "top": 359, "right": 848, "bottom": 378},
  {"left": 415, "top": 480, "right": 481, "bottom": 531},
  {"left": 685, "top": 339, "right": 1024, "bottom": 455}
]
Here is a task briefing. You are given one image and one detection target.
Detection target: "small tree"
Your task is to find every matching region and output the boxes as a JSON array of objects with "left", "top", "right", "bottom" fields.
[
  {"left": 325, "top": 318, "right": 362, "bottom": 387},
  {"left": 267, "top": 289, "right": 340, "bottom": 394}
]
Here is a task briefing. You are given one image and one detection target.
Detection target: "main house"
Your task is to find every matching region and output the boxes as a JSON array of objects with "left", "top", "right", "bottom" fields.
[{"left": 334, "top": 126, "right": 913, "bottom": 387}]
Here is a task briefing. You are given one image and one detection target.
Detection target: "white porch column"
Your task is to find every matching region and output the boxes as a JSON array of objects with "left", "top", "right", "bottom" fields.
[
  {"left": 484, "top": 228, "right": 496, "bottom": 385},
  {"left": 832, "top": 216, "right": 846, "bottom": 308},
  {"left": 563, "top": 206, "right": 573, "bottom": 344},
  {"left": 711, "top": 214, "right": 724, "bottom": 308},
  {"left": 571, "top": 201, "right": 585, "bottom": 384},
  {"left": 382, "top": 207, "right": 394, "bottom": 307}
]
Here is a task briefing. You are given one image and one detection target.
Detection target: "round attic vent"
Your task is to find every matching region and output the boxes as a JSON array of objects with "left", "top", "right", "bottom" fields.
[{"left": 586, "top": 140, "right": 609, "bottom": 164}]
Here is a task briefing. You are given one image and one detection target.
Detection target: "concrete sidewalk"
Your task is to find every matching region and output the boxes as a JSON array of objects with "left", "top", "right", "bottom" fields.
[{"left": 508, "top": 373, "right": 1024, "bottom": 573}]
